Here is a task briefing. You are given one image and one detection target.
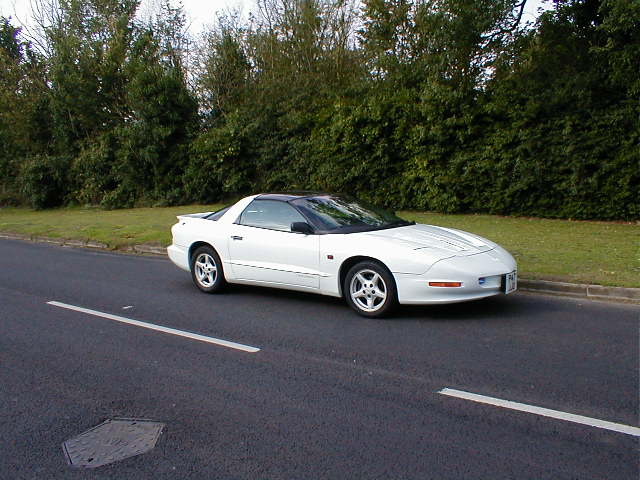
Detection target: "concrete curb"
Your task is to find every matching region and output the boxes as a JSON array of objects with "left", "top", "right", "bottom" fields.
[
  {"left": 518, "top": 279, "right": 639, "bottom": 305},
  {"left": 0, "top": 232, "right": 130, "bottom": 253},
  {"left": 132, "top": 244, "right": 167, "bottom": 255},
  {"left": 1, "top": 231, "right": 638, "bottom": 305}
]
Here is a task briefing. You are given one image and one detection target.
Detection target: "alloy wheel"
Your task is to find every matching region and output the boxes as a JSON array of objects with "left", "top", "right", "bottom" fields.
[
  {"left": 349, "top": 268, "right": 388, "bottom": 313},
  {"left": 194, "top": 253, "right": 217, "bottom": 288}
]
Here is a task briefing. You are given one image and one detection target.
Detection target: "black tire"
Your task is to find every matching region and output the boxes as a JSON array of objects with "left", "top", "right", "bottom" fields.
[
  {"left": 344, "top": 261, "right": 397, "bottom": 317},
  {"left": 190, "top": 245, "right": 226, "bottom": 293}
]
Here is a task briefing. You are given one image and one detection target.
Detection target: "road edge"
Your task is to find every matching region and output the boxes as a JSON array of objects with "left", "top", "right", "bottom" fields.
[
  {"left": 1, "top": 232, "right": 638, "bottom": 305},
  {"left": 518, "top": 279, "right": 639, "bottom": 305}
]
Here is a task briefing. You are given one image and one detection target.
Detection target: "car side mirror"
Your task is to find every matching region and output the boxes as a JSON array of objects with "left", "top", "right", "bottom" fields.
[{"left": 291, "top": 221, "right": 314, "bottom": 235}]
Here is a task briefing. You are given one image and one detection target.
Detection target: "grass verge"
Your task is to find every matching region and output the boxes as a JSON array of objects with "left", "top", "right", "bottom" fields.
[
  {"left": 0, "top": 205, "right": 222, "bottom": 248},
  {"left": 0, "top": 205, "right": 638, "bottom": 288}
]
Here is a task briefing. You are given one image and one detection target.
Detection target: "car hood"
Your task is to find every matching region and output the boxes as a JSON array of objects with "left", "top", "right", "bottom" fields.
[{"left": 361, "top": 224, "right": 494, "bottom": 256}]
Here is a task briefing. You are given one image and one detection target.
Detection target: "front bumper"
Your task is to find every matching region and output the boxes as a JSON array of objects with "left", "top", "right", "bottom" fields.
[{"left": 394, "top": 248, "right": 517, "bottom": 305}]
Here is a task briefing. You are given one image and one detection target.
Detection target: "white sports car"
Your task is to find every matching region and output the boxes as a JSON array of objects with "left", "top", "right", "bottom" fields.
[{"left": 168, "top": 193, "right": 517, "bottom": 317}]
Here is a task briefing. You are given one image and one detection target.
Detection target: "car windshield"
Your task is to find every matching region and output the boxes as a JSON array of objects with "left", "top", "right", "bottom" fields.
[{"left": 292, "top": 196, "right": 413, "bottom": 233}]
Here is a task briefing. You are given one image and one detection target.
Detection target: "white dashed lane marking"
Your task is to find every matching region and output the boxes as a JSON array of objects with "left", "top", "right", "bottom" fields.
[
  {"left": 47, "top": 300, "right": 260, "bottom": 353},
  {"left": 439, "top": 387, "right": 640, "bottom": 437}
]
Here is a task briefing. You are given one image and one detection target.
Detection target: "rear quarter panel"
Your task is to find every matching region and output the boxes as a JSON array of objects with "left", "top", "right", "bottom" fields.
[
  {"left": 171, "top": 218, "right": 234, "bottom": 279},
  {"left": 171, "top": 196, "right": 256, "bottom": 280}
]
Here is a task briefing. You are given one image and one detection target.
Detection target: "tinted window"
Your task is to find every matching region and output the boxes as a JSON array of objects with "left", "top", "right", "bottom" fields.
[
  {"left": 205, "top": 206, "right": 230, "bottom": 221},
  {"left": 238, "top": 200, "right": 306, "bottom": 232},
  {"left": 292, "top": 195, "right": 412, "bottom": 233}
]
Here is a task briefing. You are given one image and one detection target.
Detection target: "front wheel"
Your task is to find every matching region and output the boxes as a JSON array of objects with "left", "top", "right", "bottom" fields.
[
  {"left": 344, "top": 261, "right": 397, "bottom": 317},
  {"left": 190, "top": 246, "right": 226, "bottom": 293}
]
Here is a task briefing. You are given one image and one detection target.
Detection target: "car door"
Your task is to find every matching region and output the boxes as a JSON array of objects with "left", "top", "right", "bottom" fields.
[{"left": 227, "top": 199, "right": 320, "bottom": 288}]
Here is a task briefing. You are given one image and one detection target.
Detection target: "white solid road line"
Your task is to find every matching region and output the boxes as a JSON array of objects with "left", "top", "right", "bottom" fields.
[
  {"left": 47, "top": 301, "right": 260, "bottom": 353},
  {"left": 439, "top": 387, "right": 640, "bottom": 437}
]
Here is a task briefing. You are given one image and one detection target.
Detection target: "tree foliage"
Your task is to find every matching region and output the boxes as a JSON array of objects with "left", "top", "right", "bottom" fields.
[
  {"left": 0, "top": 0, "right": 637, "bottom": 219},
  {"left": 1, "top": 0, "right": 197, "bottom": 208}
]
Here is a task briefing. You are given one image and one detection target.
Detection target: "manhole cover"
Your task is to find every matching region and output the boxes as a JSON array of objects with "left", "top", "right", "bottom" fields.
[{"left": 62, "top": 418, "right": 164, "bottom": 469}]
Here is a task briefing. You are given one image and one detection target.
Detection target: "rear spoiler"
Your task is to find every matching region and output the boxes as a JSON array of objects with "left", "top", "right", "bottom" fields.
[{"left": 176, "top": 212, "right": 213, "bottom": 221}]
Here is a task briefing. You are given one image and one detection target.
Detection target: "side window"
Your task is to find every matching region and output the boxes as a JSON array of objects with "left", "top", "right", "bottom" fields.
[
  {"left": 238, "top": 200, "right": 307, "bottom": 232},
  {"left": 205, "top": 206, "right": 230, "bottom": 221}
]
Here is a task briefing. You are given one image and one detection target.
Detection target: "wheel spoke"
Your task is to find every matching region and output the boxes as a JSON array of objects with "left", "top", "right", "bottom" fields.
[
  {"left": 353, "top": 289, "right": 367, "bottom": 299},
  {"left": 356, "top": 273, "right": 368, "bottom": 286},
  {"left": 371, "top": 273, "right": 380, "bottom": 286},
  {"left": 366, "top": 296, "right": 374, "bottom": 309},
  {"left": 373, "top": 289, "right": 386, "bottom": 300}
]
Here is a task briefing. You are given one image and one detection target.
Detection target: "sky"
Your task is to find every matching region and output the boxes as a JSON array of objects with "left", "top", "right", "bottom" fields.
[
  {"left": 0, "top": 0, "right": 552, "bottom": 37},
  {"left": 1, "top": 0, "right": 246, "bottom": 34}
]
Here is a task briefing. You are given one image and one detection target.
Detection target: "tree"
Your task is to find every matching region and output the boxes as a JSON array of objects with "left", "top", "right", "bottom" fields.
[
  {"left": 43, "top": 0, "right": 138, "bottom": 152},
  {"left": 195, "top": 12, "right": 251, "bottom": 118},
  {"left": 0, "top": 17, "right": 52, "bottom": 205}
]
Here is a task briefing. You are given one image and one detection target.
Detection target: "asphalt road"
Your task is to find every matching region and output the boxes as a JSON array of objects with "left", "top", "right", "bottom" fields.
[{"left": 0, "top": 238, "right": 638, "bottom": 479}]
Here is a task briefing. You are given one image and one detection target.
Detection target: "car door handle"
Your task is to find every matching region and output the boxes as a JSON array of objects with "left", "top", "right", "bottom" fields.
[{"left": 231, "top": 235, "right": 243, "bottom": 241}]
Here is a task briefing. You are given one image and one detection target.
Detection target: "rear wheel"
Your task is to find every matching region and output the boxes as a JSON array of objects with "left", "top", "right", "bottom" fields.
[
  {"left": 344, "top": 261, "right": 397, "bottom": 317},
  {"left": 190, "top": 246, "right": 226, "bottom": 293}
]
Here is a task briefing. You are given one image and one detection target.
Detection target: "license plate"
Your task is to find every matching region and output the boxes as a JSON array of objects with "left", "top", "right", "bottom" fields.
[{"left": 504, "top": 271, "right": 517, "bottom": 294}]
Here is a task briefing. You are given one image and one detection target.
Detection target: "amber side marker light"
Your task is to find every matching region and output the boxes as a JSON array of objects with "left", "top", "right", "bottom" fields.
[{"left": 429, "top": 282, "right": 463, "bottom": 287}]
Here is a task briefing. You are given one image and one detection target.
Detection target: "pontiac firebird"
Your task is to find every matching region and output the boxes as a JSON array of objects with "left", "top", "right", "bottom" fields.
[{"left": 167, "top": 193, "right": 517, "bottom": 317}]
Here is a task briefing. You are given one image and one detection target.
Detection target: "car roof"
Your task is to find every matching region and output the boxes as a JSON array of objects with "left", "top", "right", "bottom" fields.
[{"left": 255, "top": 192, "right": 331, "bottom": 202}]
